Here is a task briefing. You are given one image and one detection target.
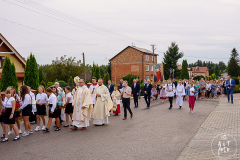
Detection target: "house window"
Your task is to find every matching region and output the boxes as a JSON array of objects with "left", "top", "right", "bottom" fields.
[
  {"left": 0, "top": 56, "right": 5, "bottom": 68},
  {"left": 145, "top": 65, "right": 149, "bottom": 71},
  {"left": 151, "top": 64, "right": 153, "bottom": 71},
  {"left": 146, "top": 55, "right": 149, "bottom": 61},
  {"left": 146, "top": 76, "right": 149, "bottom": 80}
]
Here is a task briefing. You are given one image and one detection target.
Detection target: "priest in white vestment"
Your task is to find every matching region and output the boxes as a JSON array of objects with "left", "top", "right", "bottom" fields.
[
  {"left": 71, "top": 79, "right": 93, "bottom": 130},
  {"left": 93, "top": 79, "right": 113, "bottom": 126},
  {"left": 176, "top": 80, "right": 185, "bottom": 109}
]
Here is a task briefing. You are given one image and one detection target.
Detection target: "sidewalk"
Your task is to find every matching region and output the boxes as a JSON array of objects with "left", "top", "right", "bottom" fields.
[{"left": 178, "top": 94, "right": 240, "bottom": 160}]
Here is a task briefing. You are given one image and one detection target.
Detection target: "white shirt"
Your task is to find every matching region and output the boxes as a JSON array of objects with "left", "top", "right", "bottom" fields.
[
  {"left": 3, "top": 97, "right": 15, "bottom": 108},
  {"left": 20, "top": 94, "right": 31, "bottom": 110},
  {"left": 36, "top": 93, "right": 48, "bottom": 104},
  {"left": 206, "top": 84, "right": 212, "bottom": 90},
  {"left": 48, "top": 93, "right": 57, "bottom": 113},
  {"left": 190, "top": 87, "right": 195, "bottom": 96},
  {"left": 165, "top": 83, "right": 175, "bottom": 97},
  {"left": 66, "top": 92, "right": 73, "bottom": 103},
  {"left": 176, "top": 84, "right": 185, "bottom": 95},
  {"left": 89, "top": 83, "right": 98, "bottom": 104}
]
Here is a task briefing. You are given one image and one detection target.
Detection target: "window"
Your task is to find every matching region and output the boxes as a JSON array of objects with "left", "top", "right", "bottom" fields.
[
  {"left": 0, "top": 56, "right": 5, "bottom": 68},
  {"left": 146, "top": 55, "right": 149, "bottom": 61},
  {"left": 145, "top": 65, "right": 149, "bottom": 71},
  {"left": 146, "top": 76, "right": 149, "bottom": 80},
  {"left": 151, "top": 64, "right": 153, "bottom": 71}
]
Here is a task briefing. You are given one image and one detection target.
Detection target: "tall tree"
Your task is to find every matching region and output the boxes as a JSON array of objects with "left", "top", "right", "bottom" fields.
[
  {"left": 0, "top": 57, "right": 18, "bottom": 91},
  {"left": 103, "top": 72, "right": 110, "bottom": 85},
  {"left": 24, "top": 53, "right": 39, "bottom": 90},
  {"left": 11, "top": 62, "right": 18, "bottom": 91},
  {"left": 163, "top": 42, "right": 184, "bottom": 79},
  {"left": 227, "top": 48, "right": 240, "bottom": 77},
  {"left": 180, "top": 60, "right": 189, "bottom": 79}
]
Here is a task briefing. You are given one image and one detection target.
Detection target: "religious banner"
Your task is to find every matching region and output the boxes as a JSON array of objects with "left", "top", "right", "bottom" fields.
[{"left": 153, "top": 63, "right": 164, "bottom": 83}]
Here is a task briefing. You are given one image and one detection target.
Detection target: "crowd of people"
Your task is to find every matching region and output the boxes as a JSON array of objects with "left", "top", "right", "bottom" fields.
[{"left": 0, "top": 74, "right": 236, "bottom": 143}]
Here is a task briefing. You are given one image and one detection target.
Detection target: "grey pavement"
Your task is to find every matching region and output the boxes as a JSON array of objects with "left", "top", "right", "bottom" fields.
[
  {"left": 178, "top": 94, "right": 240, "bottom": 160},
  {"left": 0, "top": 97, "right": 217, "bottom": 160}
]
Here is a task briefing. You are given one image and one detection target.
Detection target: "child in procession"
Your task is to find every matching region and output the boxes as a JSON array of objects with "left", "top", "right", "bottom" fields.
[
  {"left": 46, "top": 87, "right": 60, "bottom": 132},
  {"left": 1, "top": 89, "right": 20, "bottom": 142},
  {"left": 176, "top": 80, "right": 185, "bottom": 109},
  {"left": 35, "top": 85, "right": 48, "bottom": 131},
  {"left": 111, "top": 86, "right": 121, "bottom": 116},
  {"left": 63, "top": 86, "right": 73, "bottom": 127}
]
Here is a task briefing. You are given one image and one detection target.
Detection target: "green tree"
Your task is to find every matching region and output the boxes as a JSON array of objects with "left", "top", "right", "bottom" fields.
[
  {"left": 227, "top": 48, "right": 240, "bottom": 77},
  {"left": 24, "top": 53, "right": 39, "bottom": 90},
  {"left": 103, "top": 72, "right": 110, "bottom": 85},
  {"left": 0, "top": 57, "right": 18, "bottom": 91},
  {"left": 163, "top": 42, "right": 184, "bottom": 79},
  {"left": 11, "top": 62, "right": 18, "bottom": 91},
  {"left": 91, "top": 64, "right": 101, "bottom": 80},
  {"left": 122, "top": 74, "right": 139, "bottom": 87},
  {"left": 180, "top": 60, "right": 189, "bottom": 79}
]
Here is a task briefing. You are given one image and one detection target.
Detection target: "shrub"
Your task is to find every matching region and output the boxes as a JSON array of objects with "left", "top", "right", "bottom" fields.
[
  {"left": 232, "top": 77, "right": 239, "bottom": 85},
  {"left": 122, "top": 74, "right": 139, "bottom": 87},
  {"left": 193, "top": 75, "right": 205, "bottom": 81},
  {"left": 234, "top": 85, "right": 240, "bottom": 93}
]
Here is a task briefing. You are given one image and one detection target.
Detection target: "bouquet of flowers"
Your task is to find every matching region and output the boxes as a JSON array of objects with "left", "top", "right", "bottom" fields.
[{"left": 16, "top": 100, "right": 20, "bottom": 111}]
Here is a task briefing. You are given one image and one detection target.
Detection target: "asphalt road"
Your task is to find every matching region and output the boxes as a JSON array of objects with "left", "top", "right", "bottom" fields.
[{"left": 0, "top": 97, "right": 218, "bottom": 160}]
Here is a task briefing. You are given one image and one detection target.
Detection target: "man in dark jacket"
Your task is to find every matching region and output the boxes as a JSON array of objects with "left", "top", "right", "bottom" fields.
[
  {"left": 144, "top": 79, "right": 152, "bottom": 109},
  {"left": 131, "top": 79, "right": 140, "bottom": 108},
  {"left": 106, "top": 80, "right": 114, "bottom": 95}
]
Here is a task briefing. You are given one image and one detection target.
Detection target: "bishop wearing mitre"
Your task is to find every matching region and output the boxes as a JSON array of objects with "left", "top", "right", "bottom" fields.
[
  {"left": 93, "top": 79, "right": 113, "bottom": 126},
  {"left": 71, "top": 79, "right": 93, "bottom": 130}
]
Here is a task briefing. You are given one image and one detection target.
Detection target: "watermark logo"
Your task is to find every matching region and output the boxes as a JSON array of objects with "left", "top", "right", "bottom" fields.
[{"left": 211, "top": 134, "right": 237, "bottom": 159}]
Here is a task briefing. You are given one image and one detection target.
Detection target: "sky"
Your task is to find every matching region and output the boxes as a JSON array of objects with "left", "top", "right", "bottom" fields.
[{"left": 0, "top": 0, "right": 240, "bottom": 66}]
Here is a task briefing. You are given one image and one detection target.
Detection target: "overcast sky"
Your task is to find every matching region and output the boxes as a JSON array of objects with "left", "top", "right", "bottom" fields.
[{"left": 0, "top": 0, "right": 239, "bottom": 65}]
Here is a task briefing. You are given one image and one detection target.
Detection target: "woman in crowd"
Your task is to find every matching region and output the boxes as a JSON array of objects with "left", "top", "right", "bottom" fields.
[
  {"left": 211, "top": 80, "right": 217, "bottom": 99},
  {"left": 206, "top": 81, "right": 212, "bottom": 99},
  {"left": 63, "top": 86, "right": 73, "bottom": 127},
  {"left": 28, "top": 86, "right": 37, "bottom": 123},
  {"left": 46, "top": 87, "right": 60, "bottom": 132},
  {"left": 1, "top": 89, "right": 20, "bottom": 142},
  {"left": 159, "top": 81, "right": 167, "bottom": 103},
  {"left": 195, "top": 81, "right": 200, "bottom": 100},
  {"left": 187, "top": 81, "right": 198, "bottom": 113},
  {"left": 20, "top": 85, "right": 33, "bottom": 136},
  {"left": 111, "top": 86, "right": 121, "bottom": 116},
  {"left": 8, "top": 87, "right": 22, "bottom": 135},
  {"left": 35, "top": 85, "right": 48, "bottom": 131},
  {"left": 217, "top": 81, "right": 221, "bottom": 98},
  {"left": 0, "top": 94, "right": 5, "bottom": 138}
]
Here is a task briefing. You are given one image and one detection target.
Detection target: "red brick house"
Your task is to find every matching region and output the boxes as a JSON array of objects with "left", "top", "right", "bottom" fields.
[
  {"left": 110, "top": 46, "right": 158, "bottom": 83},
  {"left": 192, "top": 66, "right": 209, "bottom": 78}
]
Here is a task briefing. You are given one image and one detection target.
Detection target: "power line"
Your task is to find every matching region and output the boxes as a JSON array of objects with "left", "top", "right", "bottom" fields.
[{"left": 2, "top": 0, "right": 148, "bottom": 45}]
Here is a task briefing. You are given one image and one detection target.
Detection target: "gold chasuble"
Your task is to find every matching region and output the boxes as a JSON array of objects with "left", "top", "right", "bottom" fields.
[
  {"left": 72, "top": 85, "right": 93, "bottom": 127},
  {"left": 93, "top": 85, "right": 113, "bottom": 125}
]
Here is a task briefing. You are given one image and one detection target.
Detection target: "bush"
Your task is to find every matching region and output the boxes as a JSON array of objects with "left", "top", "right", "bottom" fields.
[
  {"left": 232, "top": 77, "right": 239, "bottom": 85},
  {"left": 193, "top": 75, "right": 205, "bottom": 81},
  {"left": 46, "top": 82, "right": 54, "bottom": 89},
  {"left": 234, "top": 85, "right": 240, "bottom": 93},
  {"left": 122, "top": 74, "right": 139, "bottom": 87}
]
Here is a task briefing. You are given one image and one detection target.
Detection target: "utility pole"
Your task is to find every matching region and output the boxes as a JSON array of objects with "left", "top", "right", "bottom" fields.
[
  {"left": 151, "top": 44, "right": 156, "bottom": 83},
  {"left": 82, "top": 52, "right": 86, "bottom": 81}
]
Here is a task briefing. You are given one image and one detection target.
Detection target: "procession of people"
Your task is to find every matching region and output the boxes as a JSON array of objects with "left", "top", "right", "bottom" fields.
[{"left": 0, "top": 74, "right": 236, "bottom": 143}]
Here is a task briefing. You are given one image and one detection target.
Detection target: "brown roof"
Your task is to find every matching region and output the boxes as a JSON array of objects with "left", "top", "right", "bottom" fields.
[
  {"left": 0, "top": 33, "right": 26, "bottom": 67},
  {"left": 110, "top": 46, "right": 158, "bottom": 61},
  {"left": 192, "top": 67, "right": 208, "bottom": 73},
  {"left": 0, "top": 72, "right": 25, "bottom": 79}
]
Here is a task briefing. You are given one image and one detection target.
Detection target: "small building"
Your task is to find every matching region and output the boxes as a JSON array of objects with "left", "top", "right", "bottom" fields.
[
  {"left": 0, "top": 33, "right": 26, "bottom": 90},
  {"left": 110, "top": 46, "right": 158, "bottom": 84},
  {"left": 192, "top": 66, "right": 209, "bottom": 78}
]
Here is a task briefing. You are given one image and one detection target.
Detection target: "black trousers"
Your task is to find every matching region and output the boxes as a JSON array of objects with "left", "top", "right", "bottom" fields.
[
  {"left": 122, "top": 98, "right": 132, "bottom": 118},
  {"left": 133, "top": 94, "right": 139, "bottom": 107},
  {"left": 144, "top": 93, "right": 151, "bottom": 108},
  {"left": 207, "top": 90, "right": 211, "bottom": 98},
  {"left": 169, "top": 97, "right": 173, "bottom": 108}
]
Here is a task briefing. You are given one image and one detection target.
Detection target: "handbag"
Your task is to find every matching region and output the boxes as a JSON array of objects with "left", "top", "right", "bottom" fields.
[
  {"left": 202, "top": 87, "right": 206, "bottom": 90},
  {"left": 1, "top": 108, "right": 6, "bottom": 115}
]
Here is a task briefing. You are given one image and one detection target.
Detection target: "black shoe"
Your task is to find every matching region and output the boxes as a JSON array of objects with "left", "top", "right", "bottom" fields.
[
  {"left": 13, "top": 137, "right": 20, "bottom": 141},
  {"left": 134, "top": 106, "right": 138, "bottom": 108},
  {"left": 114, "top": 114, "right": 119, "bottom": 116},
  {"left": 231, "top": 102, "right": 233, "bottom": 104},
  {"left": 1, "top": 134, "right": 5, "bottom": 139},
  {"left": 55, "top": 127, "right": 61, "bottom": 131},
  {"left": 147, "top": 107, "right": 150, "bottom": 109},
  {"left": 64, "top": 125, "right": 69, "bottom": 127},
  {"left": 1, "top": 139, "right": 8, "bottom": 143},
  {"left": 45, "top": 128, "right": 50, "bottom": 132},
  {"left": 168, "top": 107, "right": 172, "bottom": 110},
  {"left": 179, "top": 106, "right": 182, "bottom": 109}
]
